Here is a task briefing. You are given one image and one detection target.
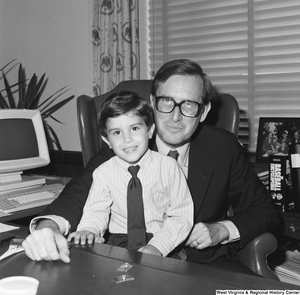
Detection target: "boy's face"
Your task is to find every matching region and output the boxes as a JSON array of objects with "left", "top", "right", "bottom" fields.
[{"left": 106, "top": 113, "right": 154, "bottom": 164}]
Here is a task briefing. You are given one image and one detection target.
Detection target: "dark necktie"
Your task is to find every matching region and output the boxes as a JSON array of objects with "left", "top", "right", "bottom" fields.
[
  {"left": 127, "top": 165, "right": 147, "bottom": 250},
  {"left": 167, "top": 149, "right": 179, "bottom": 161}
]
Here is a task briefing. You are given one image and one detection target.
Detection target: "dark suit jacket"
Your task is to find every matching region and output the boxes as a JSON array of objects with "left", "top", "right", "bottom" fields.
[{"left": 42, "top": 125, "right": 279, "bottom": 263}]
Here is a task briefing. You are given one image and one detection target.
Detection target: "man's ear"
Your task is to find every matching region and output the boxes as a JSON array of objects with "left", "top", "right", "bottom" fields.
[
  {"left": 148, "top": 124, "right": 155, "bottom": 139},
  {"left": 101, "top": 135, "right": 112, "bottom": 149},
  {"left": 150, "top": 94, "right": 155, "bottom": 108},
  {"left": 199, "top": 102, "right": 211, "bottom": 123}
]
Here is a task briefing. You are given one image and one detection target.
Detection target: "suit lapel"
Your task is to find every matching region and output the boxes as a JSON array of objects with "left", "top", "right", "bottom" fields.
[{"left": 188, "top": 130, "right": 213, "bottom": 217}]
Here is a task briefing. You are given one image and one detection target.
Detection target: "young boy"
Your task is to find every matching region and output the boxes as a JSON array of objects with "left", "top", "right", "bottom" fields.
[{"left": 68, "top": 91, "right": 193, "bottom": 257}]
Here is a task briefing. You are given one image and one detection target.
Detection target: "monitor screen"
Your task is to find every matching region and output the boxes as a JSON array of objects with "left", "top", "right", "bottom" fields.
[{"left": 0, "top": 109, "right": 50, "bottom": 190}]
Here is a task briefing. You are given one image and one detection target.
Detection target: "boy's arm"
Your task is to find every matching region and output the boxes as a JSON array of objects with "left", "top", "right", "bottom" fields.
[
  {"left": 35, "top": 143, "right": 115, "bottom": 232},
  {"left": 75, "top": 167, "right": 112, "bottom": 238}
]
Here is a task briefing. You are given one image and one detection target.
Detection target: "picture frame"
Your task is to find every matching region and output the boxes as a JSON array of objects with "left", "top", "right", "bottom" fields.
[{"left": 256, "top": 117, "right": 300, "bottom": 163}]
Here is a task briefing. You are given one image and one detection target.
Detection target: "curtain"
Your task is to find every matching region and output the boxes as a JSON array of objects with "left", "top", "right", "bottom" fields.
[
  {"left": 149, "top": 0, "right": 300, "bottom": 152},
  {"left": 92, "top": 0, "right": 140, "bottom": 95}
]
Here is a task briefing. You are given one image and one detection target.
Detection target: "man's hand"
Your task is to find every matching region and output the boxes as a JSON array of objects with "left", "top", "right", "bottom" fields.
[
  {"left": 22, "top": 220, "right": 70, "bottom": 263},
  {"left": 138, "top": 244, "right": 162, "bottom": 256},
  {"left": 185, "top": 222, "right": 229, "bottom": 250}
]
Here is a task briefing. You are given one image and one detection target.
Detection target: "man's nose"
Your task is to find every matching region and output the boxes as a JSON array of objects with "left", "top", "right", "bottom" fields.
[{"left": 170, "top": 105, "right": 182, "bottom": 122}]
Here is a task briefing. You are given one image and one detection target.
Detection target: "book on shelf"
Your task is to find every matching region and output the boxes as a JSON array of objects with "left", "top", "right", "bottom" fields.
[{"left": 269, "top": 155, "right": 294, "bottom": 212}]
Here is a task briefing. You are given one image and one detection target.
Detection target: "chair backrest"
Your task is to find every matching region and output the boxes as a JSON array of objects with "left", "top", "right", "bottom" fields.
[{"left": 77, "top": 80, "right": 239, "bottom": 166}]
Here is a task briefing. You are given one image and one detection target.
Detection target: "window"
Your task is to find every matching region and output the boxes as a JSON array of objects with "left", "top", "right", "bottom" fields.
[{"left": 149, "top": 0, "right": 300, "bottom": 151}]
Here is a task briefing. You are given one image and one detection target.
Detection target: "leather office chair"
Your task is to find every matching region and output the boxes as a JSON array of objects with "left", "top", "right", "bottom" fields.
[{"left": 77, "top": 80, "right": 279, "bottom": 280}]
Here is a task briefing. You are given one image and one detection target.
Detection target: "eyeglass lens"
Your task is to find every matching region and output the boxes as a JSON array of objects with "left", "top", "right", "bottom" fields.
[{"left": 156, "top": 97, "right": 201, "bottom": 117}]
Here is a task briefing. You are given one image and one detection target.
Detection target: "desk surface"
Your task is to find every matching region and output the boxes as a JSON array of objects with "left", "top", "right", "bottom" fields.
[{"left": 0, "top": 227, "right": 298, "bottom": 294}]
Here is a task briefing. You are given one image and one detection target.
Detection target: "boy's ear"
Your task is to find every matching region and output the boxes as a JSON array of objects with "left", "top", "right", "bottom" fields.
[
  {"left": 101, "top": 135, "right": 112, "bottom": 149},
  {"left": 148, "top": 124, "right": 155, "bottom": 139}
]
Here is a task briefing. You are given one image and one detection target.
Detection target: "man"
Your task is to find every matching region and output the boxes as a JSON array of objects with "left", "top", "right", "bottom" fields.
[{"left": 22, "top": 59, "right": 279, "bottom": 273}]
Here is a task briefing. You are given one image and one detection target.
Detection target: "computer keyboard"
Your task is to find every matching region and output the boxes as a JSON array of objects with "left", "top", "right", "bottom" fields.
[{"left": 0, "top": 183, "right": 65, "bottom": 214}]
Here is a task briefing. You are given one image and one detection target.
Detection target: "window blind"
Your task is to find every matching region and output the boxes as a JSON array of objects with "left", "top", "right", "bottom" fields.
[{"left": 149, "top": 0, "right": 300, "bottom": 152}]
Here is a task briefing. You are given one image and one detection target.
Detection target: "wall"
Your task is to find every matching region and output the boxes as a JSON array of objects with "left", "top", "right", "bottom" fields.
[
  {"left": 0, "top": 0, "right": 150, "bottom": 152},
  {"left": 0, "top": 0, "right": 92, "bottom": 151}
]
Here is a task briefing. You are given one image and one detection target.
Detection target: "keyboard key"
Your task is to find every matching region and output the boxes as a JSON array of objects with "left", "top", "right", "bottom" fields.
[{"left": 0, "top": 183, "right": 65, "bottom": 214}]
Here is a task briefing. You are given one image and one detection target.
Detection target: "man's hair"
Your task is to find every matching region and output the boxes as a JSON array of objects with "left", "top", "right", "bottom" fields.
[
  {"left": 98, "top": 91, "right": 154, "bottom": 138},
  {"left": 151, "top": 59, "right": 214, "bottom": 105}
]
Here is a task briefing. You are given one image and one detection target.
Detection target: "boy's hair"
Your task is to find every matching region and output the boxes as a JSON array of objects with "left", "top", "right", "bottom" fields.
[{"left": 98, "top": 91, "right": 154, "bottom": 138}]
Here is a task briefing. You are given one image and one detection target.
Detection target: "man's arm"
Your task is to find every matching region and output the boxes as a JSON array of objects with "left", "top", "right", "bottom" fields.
[
  {"left": 22, "top": 143, "right": 114, "bottom": 262},
  {"left": 187, "top": 128, "right": 279, "bottom": 251},
  {"left": 22, "top": 219, "right": 71, "bottom": 263}
]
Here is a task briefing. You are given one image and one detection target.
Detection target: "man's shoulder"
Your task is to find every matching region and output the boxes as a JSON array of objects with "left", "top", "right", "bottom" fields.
[
  {"left": 191, "top": 125, "right": 239, "bottom": 156},
  {"left": 194, "top": 125, "right": 236, "bottom": 143}
]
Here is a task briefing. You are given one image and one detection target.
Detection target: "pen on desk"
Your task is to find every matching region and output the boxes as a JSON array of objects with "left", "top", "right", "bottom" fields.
[{"left": 0, "top": 235, "right": 15, "bottom": 245}]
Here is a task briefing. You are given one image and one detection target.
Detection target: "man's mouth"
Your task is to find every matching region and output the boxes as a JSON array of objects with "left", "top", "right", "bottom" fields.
[{"left": 166, "top": 125, "right": 183, "bottom": 132}]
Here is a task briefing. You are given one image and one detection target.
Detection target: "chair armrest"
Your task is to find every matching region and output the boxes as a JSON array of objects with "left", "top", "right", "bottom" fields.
[{"left": 236, "top": 233, "right": 279, "bottom": 280}]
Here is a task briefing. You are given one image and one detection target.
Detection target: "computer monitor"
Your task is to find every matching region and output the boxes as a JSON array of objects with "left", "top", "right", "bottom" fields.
[{"left": 0, "top": 109, "right": 50, "bottom": 192}]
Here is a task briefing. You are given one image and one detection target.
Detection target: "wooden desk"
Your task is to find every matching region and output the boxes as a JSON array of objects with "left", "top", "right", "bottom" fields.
[
  {"left": 0, "top": 227, "right": 298, "bottom": 294},
  {"left": 0, "top": 176, "right": 70, "bottom": 223}
]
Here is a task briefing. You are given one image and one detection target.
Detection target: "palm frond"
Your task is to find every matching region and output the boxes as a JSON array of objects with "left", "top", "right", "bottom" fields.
[
  {"left": 2, "top": 71, "right": 16, "bottom": 108},
  {"left": 27, "top": 74, "right": 47, "bottom": 109},
  {"left": 0, "top": 59, "right": 17, "bottom": 73},
  {"left": 40, "top": 95, "right": 74, "bottom": 119},
  {"left": 37, "top": 86, "right": 68, "bottom": 110},
  {"left": 18, "top": 64, "right": 26, "bottom": 106},
  {"left": 0, "top": 91, "right": 9, "bottom": 108}
]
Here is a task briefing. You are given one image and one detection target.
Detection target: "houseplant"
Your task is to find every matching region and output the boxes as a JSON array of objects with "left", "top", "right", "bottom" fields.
[{"left": 0, "top": 60, "right": 75, "bottom": 151}]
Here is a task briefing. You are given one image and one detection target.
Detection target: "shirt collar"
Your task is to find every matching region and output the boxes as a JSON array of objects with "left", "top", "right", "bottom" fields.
[
  {"left": 155, "top": 135, "right": 190, "bottom": 166},
  {"left": 114, "top": 149, "right": 152, "bottom": 172}
]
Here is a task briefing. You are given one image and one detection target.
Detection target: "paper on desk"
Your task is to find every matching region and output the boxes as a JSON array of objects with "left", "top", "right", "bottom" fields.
[
  {"left": 0, "top": 238, "right": 24, "bottom": 260},
  {"left": 0, "top": 222, "right": 19, "bottom": 233}
]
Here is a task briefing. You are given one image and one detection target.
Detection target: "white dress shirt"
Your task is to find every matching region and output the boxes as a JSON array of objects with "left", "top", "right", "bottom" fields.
[{"left": 76, "top": 149, "right": 193, "bottom": 256}]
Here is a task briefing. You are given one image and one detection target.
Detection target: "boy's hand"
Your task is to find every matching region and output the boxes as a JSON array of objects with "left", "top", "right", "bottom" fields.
[
  {"left": 68, "top": 230, "right": 104, "bottom": 245},
  {"left": 138, "top": 244, "right": 162, "bottom": 256}
]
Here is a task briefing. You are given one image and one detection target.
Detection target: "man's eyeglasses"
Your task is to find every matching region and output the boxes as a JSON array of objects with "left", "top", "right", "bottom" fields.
[{"left": 155, "top": 96, "right": 204, "bottom": 118}]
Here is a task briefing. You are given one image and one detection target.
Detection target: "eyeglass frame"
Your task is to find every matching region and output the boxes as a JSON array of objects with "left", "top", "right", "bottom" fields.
[{"left": 155, "top": 96, "right": 205, "bottom": 118}]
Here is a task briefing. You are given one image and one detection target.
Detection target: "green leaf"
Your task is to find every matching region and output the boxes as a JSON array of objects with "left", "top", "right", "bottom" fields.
[
  {"left": 2, "top": 71, "right": 16, "bottom": 108},
  {"left": 27, "top": 74, "right": 47, "bottom": 109},
  {"left": 24, "top": 73, "right": 37, "bottom": 105},
  {"left": 0, "top": 91, "right": 9, "bottom": 108},
  {"left": 41, "top": 95, "right": 75, "bottom": 119},
  {"left": 0, "top": 59, "right": 17, "bottom": 72},
  {"left": 37, "top": 86, "right": 68, "bottom": 110},
  {"left": 18, "top": 64, "right": 26, "bottom": 105}
]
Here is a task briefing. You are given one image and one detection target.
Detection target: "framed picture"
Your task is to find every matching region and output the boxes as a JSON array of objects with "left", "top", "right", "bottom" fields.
[{"left": 256, "top": 117, "right": 300, "bottom": 163}]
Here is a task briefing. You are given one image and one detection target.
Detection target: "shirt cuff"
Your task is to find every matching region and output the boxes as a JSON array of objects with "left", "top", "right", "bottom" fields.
[
  {"left": 219, "top": 220, "right": 240, "bottom": 244},
  {"left": 29, "top": 215, "right": 71, "bottom": 236}
]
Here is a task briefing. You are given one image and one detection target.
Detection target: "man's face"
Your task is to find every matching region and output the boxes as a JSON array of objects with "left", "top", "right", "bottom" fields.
[{"left": 151, "top": 75, "right": 210, "bottom": 148}]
